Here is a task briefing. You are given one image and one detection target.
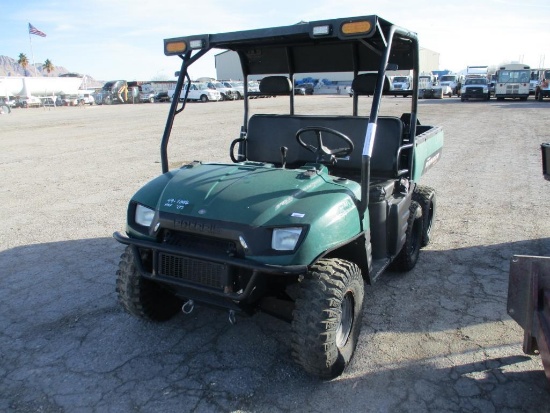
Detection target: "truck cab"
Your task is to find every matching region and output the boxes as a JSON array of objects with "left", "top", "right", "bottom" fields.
[
  {"left": 392, "top": 75, "right": 412, "bottom": 97},
  {"left": 114, "top": 15, "right": 443, "bottom": 379},
  {"left": 460, "top": 77, "right": 491, "bottom": 101},
  {"left": 535, "top": 69, "right": 550, "bottom": 101},
  {"left": 439, "top": 74, "right": 463, "bottom": 96}
]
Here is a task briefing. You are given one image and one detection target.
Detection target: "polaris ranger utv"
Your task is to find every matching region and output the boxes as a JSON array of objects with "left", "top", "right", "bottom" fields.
[{"left": 114, "top": 15, "right": 444, "bottom": 379}]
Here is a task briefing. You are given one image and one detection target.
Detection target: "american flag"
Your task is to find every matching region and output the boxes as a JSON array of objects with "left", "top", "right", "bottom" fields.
[{"left": 28, "top": 23, "right": 46, "bottom": 37}]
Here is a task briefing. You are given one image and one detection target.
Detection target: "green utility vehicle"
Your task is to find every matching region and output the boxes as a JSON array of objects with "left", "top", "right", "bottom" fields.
[{"left": 114, "top": 15, "right": 444, "bottom": 379}]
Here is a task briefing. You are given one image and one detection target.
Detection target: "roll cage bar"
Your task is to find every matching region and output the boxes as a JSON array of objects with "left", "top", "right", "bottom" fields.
[{"left": 160, "top": 15, "right": 420, "bottom": 215}]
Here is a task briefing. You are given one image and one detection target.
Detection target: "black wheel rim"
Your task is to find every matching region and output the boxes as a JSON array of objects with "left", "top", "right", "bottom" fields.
[{"left": 336, "top": 292, "right": 354, "bottom": 348}]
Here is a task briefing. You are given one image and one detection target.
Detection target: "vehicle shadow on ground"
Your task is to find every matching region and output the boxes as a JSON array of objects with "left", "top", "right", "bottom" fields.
[
  {"left": 1, "top": 236, "right": 549, "bottom": 411},
  {"left": 366, "top": 236, "right": 550, "bottom": 334},
  {"left": 418, "top": 98, "right": 546, "bottom": 109},
  {"left": 490, "top": 100, "right": 549, "bottom": 109}
]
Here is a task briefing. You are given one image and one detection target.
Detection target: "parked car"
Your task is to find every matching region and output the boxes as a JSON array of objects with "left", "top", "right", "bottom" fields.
[
  {"left": 169, "top": 82, "right": 222, "bottom": 102},
  {"left": 42, "top": 97, "right": 57, "bottom": 107},
  {"left": 247, "top": 81, "right": 260, "bottom": 98},
  {"left": 295, "top": 82, "right": 315, "bottom": 95},
  {"left": 222, "top": 81, "right": 245, "bottom": 99},
  {"left": 19, "top": 96, "right": 42, "bottom": 108},
  {"left": 154, "top": 91, "right": 170, "bottom": 102},
  {"left": 77, "top": 93, "right": 95, "bottom": 105},
  {"left": 139, "top": 90, "right": 156, "bottom": 103},
  {"left": 207, "top": 81, "right": 239, "bottom": 100},
  {"left": 294, "top": 85, "right": 306, "bottom": 95},
  {"left": 60, "top": 95, "right": 80, "bottom": 106},
  {"left": 0, "top": 96, "right": 17, "bottom": 108}
]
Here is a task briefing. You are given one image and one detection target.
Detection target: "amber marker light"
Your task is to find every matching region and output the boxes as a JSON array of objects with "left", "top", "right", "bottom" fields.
[
  {"left": 341, "top": 20, "right": 372, "bottom": 35},
  {"left": 165, "top": 41, "right": 187, "bottom": 55}
]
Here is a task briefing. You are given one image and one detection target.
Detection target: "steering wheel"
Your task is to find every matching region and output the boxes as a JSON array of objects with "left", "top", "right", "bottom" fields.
[{"left": 295, "top": 126, "right": 354, "bottom": 164}]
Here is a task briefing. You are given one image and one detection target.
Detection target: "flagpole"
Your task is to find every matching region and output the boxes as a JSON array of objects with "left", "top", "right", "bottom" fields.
[{"left": 28, "top": 29, "right": 37, "bottom": 76}]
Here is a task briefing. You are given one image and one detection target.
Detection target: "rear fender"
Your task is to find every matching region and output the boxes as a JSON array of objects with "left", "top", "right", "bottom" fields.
[{"left": 412, "top": 126, "right": 443, "bottom": 181}]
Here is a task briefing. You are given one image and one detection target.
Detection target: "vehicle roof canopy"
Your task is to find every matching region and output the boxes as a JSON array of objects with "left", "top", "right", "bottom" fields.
[{"left": 164, "top": 15, "right": 418, "bottom": 75}]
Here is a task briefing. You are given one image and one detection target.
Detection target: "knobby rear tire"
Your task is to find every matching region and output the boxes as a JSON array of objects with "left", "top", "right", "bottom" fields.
[
  {"left": 412, "top": 186, "right": 436, "bottom": 247},
  {"left": 392, "top": 200, "right": 423, "bottom": 271}
]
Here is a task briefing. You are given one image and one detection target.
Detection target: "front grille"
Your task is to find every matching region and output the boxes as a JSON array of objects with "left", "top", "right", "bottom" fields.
[
  {"left": 467, "top": 87, "right": 484, "bottom": 94},
  {"left": 158, "top": 252, "right": 226, "bottom": 289},
  {"left": 162, "top": 230, "right": 236, "bottom": 255},
  {"left": 506, "top": 85, "right": 520, "bottom": 94}
]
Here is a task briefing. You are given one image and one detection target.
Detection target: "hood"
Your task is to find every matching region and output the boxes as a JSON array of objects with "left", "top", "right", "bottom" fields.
[{"left": 154, "top": 163, "right": 358, "bottom": 227}]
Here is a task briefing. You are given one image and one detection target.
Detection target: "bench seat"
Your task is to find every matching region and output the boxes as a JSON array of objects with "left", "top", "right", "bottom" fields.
[{"left": 244, "top": 114, "right": 404, "bottom": 178}]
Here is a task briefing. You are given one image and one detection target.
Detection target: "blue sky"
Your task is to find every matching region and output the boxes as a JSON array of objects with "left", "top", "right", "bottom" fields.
[{"left": 1, "top": 0, "right": 549, "bottom": 81}]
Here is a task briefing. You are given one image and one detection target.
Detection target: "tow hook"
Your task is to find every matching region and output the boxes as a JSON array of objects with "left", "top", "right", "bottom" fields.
[
  {"left": 181, "top": 299, "right": 194, "bottom": 314},
  {"left": 228, "top": 310, "right": 236, "bottom": 325}
]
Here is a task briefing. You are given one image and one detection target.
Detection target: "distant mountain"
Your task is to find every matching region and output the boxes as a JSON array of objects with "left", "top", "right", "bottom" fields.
[{"left": 0, "top": 55, "right": 103, "bottom": 88}]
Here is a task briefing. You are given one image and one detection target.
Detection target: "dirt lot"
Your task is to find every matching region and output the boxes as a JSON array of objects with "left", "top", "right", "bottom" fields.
[{"left": 1, "top": 96, "right": 550, "bottom": 412}]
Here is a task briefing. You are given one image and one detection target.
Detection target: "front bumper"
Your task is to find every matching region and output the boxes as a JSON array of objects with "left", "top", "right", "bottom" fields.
[
  {"left": 113, "top": 231, "right": 307, "bottom": 308},
  {"left": 462, "top": 87, "right": 489, "bottom": 99}
]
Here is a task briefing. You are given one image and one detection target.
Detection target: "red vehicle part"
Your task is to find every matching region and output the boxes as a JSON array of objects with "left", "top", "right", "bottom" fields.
[{"left": 507, "top": 255, "right": 550, "bottom": 385}]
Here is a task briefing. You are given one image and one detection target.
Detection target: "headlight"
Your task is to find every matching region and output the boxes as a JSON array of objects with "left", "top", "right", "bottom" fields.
[
  {"left": 483, "top": 86, "right": 488, "bottom": 92},
  {"left": 135, "top": 204, "right": 155, "bottom": 227},
  {"left": 460, "top": 87, "right": 466, "bottom": 94},
  {"left": 272, "top": 227, "right": 302, "bottom": 251}
]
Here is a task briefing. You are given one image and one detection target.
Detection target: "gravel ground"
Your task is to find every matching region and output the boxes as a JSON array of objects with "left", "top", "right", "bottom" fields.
[{"left": 1, "top": 95, "right": 550, "bottom": 413}]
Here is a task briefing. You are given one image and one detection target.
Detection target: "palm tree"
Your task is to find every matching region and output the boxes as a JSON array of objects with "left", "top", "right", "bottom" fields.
[
  {"left": 43, "top": 59, "right": 54, "bottom": 76},
  {"left": 18, "top": 53, "right": 29, "bottom": 75}
]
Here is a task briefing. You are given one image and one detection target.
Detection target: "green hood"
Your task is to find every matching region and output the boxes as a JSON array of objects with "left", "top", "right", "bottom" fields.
[{"left": 154, "top": 163, "right": 359, "bottom": 228}]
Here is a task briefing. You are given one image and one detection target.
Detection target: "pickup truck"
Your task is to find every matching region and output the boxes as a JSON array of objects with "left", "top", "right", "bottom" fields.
[
  {"left": 114, "top": 14, "right": 444, "bottom": 379},
  {"left": 460, "top": 77, "right": 491, "bottom": 101}
]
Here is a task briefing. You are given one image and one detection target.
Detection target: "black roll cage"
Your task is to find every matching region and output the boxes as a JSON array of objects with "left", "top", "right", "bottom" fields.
[{"left": 160, "top": 15, "right": 420, "bottom": 216}]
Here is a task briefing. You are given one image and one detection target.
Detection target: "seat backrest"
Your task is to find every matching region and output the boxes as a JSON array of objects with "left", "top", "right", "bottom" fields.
[
  {"left": 245, "top": 114, "right": 403, "bottom": 177},
  {"left": 352, "top": 73, "right": 392, "bottom": 96},
  {"left": 259, "top": 76, "right": 292, "bottom": 95}
]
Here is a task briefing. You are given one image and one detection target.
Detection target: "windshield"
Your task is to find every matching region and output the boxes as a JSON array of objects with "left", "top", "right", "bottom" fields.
[
  {"left": 440, "top": 76, "right": 456, "bottom": 82},
  {"left": 224, "top": 82, "right": 241, "bottom": 88},
  {"left": 497, "top": 70, "right": 530, "bottom": 83},
  {"left": 393, "top": 77, "right": 408, "bottom": 82},
  {"left": 211, "top": 82, "right": 225, "bottom": 88},
  {"left": 465, "top": 78, "right": 487, "bottom": 85}
]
